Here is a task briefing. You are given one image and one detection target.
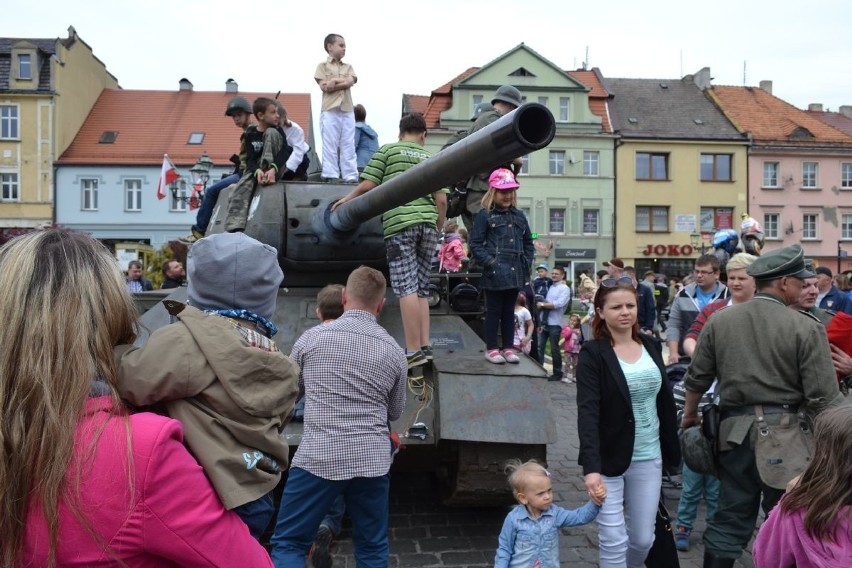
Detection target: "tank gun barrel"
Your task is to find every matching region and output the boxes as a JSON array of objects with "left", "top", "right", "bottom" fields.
[{"left": 329, "top": 102, "right": 555, "bottom": 232}]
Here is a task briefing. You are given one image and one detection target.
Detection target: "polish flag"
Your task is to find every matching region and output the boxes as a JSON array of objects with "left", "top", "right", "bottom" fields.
[{"left": 156, "top": 154, "right": 179, "bottom": 200}]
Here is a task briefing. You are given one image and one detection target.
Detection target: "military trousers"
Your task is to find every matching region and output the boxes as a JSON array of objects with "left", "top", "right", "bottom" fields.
[{"left": 703, "top": 430, "right": 784, "bottom": 559}]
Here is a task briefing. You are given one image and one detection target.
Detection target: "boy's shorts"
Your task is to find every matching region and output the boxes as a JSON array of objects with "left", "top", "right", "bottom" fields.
[{"left": 385, "top": 224, "right": 438, "bottom": 298}]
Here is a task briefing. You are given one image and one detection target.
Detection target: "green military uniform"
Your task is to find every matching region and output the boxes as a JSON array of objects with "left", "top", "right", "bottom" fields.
[{"left": 684, "top": 244, "right": 845, "bottom": 565}]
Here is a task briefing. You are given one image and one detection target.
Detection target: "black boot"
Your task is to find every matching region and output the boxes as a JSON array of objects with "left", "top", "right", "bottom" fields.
[{"left": 703, "top": 551, "right": 735, "bottom": 568}]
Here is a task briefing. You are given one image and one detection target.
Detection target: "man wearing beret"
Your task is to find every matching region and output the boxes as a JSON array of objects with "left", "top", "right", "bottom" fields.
[{"left": 681, "top": 244, "right": 845, "bottom": 567}]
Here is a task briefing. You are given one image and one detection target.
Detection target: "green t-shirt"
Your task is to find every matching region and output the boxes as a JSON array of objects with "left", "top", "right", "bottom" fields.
[{"left": 360, "top": 140, "right": 436, "bottom": 237}]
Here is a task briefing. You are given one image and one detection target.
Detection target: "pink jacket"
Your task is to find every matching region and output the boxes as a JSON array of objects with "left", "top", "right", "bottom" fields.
[
  {"left": 22, "top": 397, "right": 273, "bottom": 567},
  {"left": 438, "top": 233, "right": 466, "bottom": 272},
  {"left": 753, "top": 502, "right": 852, "bottom": 568}
]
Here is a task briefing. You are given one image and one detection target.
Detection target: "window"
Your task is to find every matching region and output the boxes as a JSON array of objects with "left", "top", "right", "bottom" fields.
[
  {"left": 187, "top": 132, "right": 205, "bottom": 144},
  {"left": 802, "top": 162, "right": 819, "bottom": 188},
  {"left": 635, "top": 206, "right": 669, "bottom": 232},
  {"left": 1, "top": 106, "right": 19, "bottom": 139},
  {"left": 1, "top": 173, "right": 19, "bottom": 201},
  {"left": 170, "top": 180, "right": 187, "bottom": 212},
  {"left": 842, "top": 163, "right": 852, "bottom": 189},
  {"left": 842, "top": 214, "right": 852, "bottom": 240},
  {"left": 549, "top": 151, "right": 565, "bottom": 176},
  {"left": 99, "top": 131, "right": 118, "bottom": 144},
  {"left": 81, "top": 179, "right": 98, "bottom": 210},
  {"left": 583, "top": 151, "right": 599, "bottom": 177},
  {"left": 559, "top": 97, "right": 569, "bottom": 122},
  {"left": 582, "top": 209, "right": 599, "bottom": 235},
  {"left": 549, "top": 208, "right": 565, "bottom": 233},
  {"left": 763, "top": 162, "right": 780, "bottom": 188},
  {"left": 17, "top": 54, "right": 32, "bottom": 80},
  {"left": 635, "top": 153, "right": 668, "bottom": 180},
  {"left": 802, "top": 214, "right": 818, "bottom": 240},
  {"left": 538, "top": 96, "right": 549, "bottom": 107},
  {"left": 700, "top": 207, "right": 734, "bottom": 232},
  {"left": 520, "top": 206, "right": 531, "bottom": 221},
  {"left": 519, "top": 154, "right": 529, "bottom": 175},
  {"left": 124, "top": 179, "right": 142, "bottom": 211},
  {"left": 472, "top": 94, "right": 483, "bottom": 114},
  {"left": 700, "top": 154, "right": 732, "bottom": 181},
  {"left": 764, "top": 213, "right": 779, "bottom": 239}
]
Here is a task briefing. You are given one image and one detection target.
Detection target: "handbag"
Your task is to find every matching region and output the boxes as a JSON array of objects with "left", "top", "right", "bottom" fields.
[{"left": 644, "top": 496, "right": 681, "bottom": 568}]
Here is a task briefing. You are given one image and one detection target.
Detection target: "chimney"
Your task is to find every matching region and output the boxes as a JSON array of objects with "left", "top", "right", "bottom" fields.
[
  {"left": 225, "top": 78, "right": 238, "bottom": 93},
  {"left": 179, "top": 78, "right": 193, "bottom": 91},
  {"left": 808, "top": 103, "right": 823, "bottom": 112},
  {"left": 839, "top": 105, "right": 852, "bottom": 119},
  {"left": 759, "top": 80, "right": 772, "bottom": 94}
]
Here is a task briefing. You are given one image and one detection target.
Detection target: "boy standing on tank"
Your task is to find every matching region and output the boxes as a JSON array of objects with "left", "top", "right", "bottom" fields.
[
  {"left": 224, "top": 97, "right": 292, "bottom": 233},
  {"left": 315, "top": 33, "right": 358, "bottom": 183}
]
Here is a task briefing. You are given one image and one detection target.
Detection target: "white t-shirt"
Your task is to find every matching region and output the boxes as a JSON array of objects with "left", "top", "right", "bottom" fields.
[{"left": 513, "top": 307, "right": 532, "bottom": 346}]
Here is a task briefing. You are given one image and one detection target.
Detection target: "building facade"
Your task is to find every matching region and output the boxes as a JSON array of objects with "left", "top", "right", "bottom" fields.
[{"left": 0, "top": 27, "right": 118, "bottom": 235}]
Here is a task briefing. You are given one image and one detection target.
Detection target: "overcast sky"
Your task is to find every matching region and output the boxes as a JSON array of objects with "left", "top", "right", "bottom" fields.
[{"left": 7, "top": 0, "right": 852, "bottom": 156}]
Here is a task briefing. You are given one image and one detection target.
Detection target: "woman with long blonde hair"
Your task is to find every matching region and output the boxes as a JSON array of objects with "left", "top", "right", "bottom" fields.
[{"left": 0, "top": 229, "right": 271, "bottom": 567}]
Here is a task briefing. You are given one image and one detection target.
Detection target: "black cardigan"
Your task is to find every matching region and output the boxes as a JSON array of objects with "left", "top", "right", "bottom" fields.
[{"left": 576, "top": 334, "right": 681, "bottom": 477}]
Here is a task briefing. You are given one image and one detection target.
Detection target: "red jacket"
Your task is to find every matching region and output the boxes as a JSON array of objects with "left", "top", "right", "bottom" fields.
[{"left": 22, "top": 397, "right": 272, "bottom": 567}]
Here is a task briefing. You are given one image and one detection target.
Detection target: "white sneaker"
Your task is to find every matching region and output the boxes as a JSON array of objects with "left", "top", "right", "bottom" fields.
[
  {"left": 485, "top": 349, "right": 506, "bottom": 364},
  {"left": 502, "top": 349, "right": 520, "bottom": 363}
]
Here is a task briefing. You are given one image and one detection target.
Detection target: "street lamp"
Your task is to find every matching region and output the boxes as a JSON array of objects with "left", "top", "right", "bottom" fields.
[
  {"left": 689, "top": 229, "right": 707, "bottom": 255},
  {"left": 170, "top": 152, "right": 215, "bottom": 204}
]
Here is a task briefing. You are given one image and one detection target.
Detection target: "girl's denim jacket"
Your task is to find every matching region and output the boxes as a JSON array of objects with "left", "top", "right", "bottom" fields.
[
  {"left": 469, "top": 206, "right": 534, "bottom": 291},
  {"left": 495, "top": 501, "right": 600, "bottom": 568}
]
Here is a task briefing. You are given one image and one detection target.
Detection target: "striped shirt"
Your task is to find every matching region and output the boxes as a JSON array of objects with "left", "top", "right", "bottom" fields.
[
  {"left": 617, "top": 347, "right": 662, "bottom": 461},
  {"left": 360, "top": 141, "right": 437, "bottom": 237},
  {"left": 290, "top": 309, "right": 407, "bottom": 480}
]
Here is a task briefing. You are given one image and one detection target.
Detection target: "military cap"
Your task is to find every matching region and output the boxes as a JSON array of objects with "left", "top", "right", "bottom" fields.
[{"left": 746, "top": 244, "right": 814, "bottom": 280}]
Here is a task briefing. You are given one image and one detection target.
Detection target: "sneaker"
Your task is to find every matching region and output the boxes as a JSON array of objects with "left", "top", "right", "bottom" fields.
[
  {"left": 421, "top": 345, "right": 434, "bottom": 361},
  {"left": 485, "top": 349, "right": 506, "bottom": 364},
  {"left": 560, "top": 376, "right": 575, "bottom": 384},
  {"left": 548, "top": 374, "right": 562, "bottom": 382},
  {"left": 501, "top": 349, "right": 520, "bottom": 364},
  {"left": 177, "top": 227, "right": 205, "bottom": 245},
  {"left": 407, "top": 350, "right": 428, "bottom": 368},
  {"left": 308, "top": 525, "right": 334, "bottom": 568},
  {"left": 674, "top": 526, "right": 691, "bottom": 552}
]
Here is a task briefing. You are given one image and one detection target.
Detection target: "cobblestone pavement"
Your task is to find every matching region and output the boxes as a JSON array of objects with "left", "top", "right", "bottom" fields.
[{"left": 320, "top": 377, "right": 759, "bottom": 568}]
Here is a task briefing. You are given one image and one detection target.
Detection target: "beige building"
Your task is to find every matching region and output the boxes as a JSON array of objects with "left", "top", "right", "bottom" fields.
[{"left": 0, "top": 26, "right": 118, "bottom": 232}]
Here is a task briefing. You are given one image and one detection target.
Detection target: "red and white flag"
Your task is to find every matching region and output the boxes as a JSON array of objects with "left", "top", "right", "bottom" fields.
[{"left": 156, "top": 154, "right": 179, "bottom": 200}]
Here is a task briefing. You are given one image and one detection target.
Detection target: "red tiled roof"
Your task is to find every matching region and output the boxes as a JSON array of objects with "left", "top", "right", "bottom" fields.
[
  {"left": 568, "top": 69, "right": 612, "bottom": 133},
  {"left": 420, "top": 68, "right": 479, "bottom": 128},
  {"left": 808, "top": 110, "right": 852, "bottom": 137},
  {"left": 405, "top": 94, "right": 429, "bottom": 116},
  {"left": 710, "top": 86, "right": 852, "bottom": 144},
  {"left": 58, "top": 89, "right": 312, "bottom": 166}
]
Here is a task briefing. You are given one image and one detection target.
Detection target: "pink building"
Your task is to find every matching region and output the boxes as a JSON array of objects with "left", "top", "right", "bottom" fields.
[{"left": 708, "top": 83, "right": 852, "bottom": 273}]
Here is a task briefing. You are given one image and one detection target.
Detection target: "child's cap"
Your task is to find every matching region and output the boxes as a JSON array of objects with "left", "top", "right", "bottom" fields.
[
  {"left": 488, "top": 168, "right": 519, "bottom": 191},
  {"left": 187, "top": 232, "right": 283, "bottom": 319}
]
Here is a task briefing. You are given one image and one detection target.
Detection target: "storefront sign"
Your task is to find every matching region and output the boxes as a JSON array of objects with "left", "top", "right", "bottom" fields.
[
  {"left": 554, "top": 248, "right": 596, "bottom": 259},
  {"left": 640, "top": 244, "right": 694, "bottom": 257}
]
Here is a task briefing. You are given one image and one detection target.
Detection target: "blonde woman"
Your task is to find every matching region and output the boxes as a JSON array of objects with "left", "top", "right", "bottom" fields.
[{"left": 0, "top": 230, "right": 271, "bottom": 567}]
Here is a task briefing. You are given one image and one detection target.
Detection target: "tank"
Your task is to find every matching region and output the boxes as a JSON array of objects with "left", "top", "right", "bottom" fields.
[{"left": 137, "top": 103, "right": 558, "bottom": 505}]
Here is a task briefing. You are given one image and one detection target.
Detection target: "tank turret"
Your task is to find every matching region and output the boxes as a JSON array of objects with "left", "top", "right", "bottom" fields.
[{"left": 204, "top": 103, "right": 555, "bottom": 285}]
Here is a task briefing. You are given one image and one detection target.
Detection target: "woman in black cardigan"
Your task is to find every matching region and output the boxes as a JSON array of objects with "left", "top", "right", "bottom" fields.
[{"left": 576, "top": 278, "right": 680, "bottom": 568}]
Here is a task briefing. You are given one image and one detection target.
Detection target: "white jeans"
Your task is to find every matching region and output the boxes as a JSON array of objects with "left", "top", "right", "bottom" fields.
[
  {"left": 597, "top": 457, "right": 662, "bottom": 568},
  {"left": 319, "top": 108, "right": 357, "bottom": 181}
]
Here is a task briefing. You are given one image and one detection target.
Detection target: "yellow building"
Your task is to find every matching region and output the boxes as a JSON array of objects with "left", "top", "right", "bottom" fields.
[
  {"left": 608, "top": 70, "right": 749, "bottom": 278},
  {"left": 0, "top": 26, "right": 118, "bottom": 231}
]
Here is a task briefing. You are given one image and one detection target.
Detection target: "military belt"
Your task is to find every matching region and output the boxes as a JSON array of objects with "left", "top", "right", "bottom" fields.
[{"left": 721, "top": 403, "right": 799, "bottom": 420}]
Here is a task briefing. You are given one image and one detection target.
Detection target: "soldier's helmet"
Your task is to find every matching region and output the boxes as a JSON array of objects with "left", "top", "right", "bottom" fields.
[
  {"left": 225, "top": 96, "right": 252, "bottom": 117},
  {"left": 491, "top": 85, "right": 523, "bottom": 109},
  {"left": 680, "top": 426, "right": 717, "bottom": 475},
  {"left": 470, "top": 102, "right": 494, "bottom": 121}
]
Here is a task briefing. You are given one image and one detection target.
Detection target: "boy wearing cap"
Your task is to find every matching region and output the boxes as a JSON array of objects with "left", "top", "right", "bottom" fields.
[
  {"left": 114, "top": 232, "right": 299, "bottom": 539},
  {"left": 333, "top": 113, "right": 446, "bottom": 368},
  {"left": 533, "top": 263, "right": 552, "bottom": 329},
  {"left": 682, "top": 244, "right": 844, "bottom": 567}
]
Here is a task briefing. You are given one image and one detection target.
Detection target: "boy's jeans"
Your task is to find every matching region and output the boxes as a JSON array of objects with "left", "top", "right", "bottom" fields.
[{"left": 675, "top": 462, "right": 720, "bottom": 530}]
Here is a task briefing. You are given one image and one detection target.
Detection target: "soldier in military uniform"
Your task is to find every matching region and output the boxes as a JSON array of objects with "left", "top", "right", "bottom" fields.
[{"left": 681, "top": 244, "right": 845, "bottom": 568}]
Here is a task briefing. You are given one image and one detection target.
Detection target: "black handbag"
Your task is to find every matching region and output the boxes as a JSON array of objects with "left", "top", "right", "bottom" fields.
[{"left": 644, "top": 497, "right": 681, "bottom": 568}]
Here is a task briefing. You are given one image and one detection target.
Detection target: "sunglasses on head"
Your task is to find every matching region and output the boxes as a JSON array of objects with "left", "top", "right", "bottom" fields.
[{"left": 600, "top": 276, "right": 636, "bottom": 288}]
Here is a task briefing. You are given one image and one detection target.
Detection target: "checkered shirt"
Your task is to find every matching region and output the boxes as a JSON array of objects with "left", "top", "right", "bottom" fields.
[{"left": 290, "top": 309, "right": 407, "bottom": 480}]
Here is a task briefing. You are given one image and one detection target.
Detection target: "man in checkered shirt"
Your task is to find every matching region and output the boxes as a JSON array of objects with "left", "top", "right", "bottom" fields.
[{"left": 270, "top": 266, "right": 407, "bottom": 568}]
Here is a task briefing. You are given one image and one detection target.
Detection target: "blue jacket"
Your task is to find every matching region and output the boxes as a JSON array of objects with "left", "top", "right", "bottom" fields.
[
  {"left": 495, "top": 501, "right": 600, "bottom": 568},
  {"left": 820, "top": 286, "right": 852, "bottom": 315},
  {"left": 469, "top": 206, "right": 534, "bottom": 291},
  {"left": 354, "top": 122, "right": 379, "bottom": 169},
  {"left": 637, "top": 282, "right": 656, "bottom": 331}
]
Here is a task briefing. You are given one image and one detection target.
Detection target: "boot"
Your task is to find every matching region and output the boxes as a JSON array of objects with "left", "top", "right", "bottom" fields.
[{"left": 703, "top": 551, "right": 735, "bottom": 568}]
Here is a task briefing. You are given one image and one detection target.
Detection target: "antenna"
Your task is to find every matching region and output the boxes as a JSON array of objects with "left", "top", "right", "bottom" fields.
[
  {"left": 743, "top": 61, "right": 747, "bottom": 85},
  {"left": 584, "top": 46, "right": 589, "bottom": 70}
]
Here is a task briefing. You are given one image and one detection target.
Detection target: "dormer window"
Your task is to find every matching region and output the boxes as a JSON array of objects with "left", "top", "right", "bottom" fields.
[
  {"left": 99, "top": 131, "right": 118, "bottom": 144},
  {"left": 509, "top": 67, "right": 536, "bottom": 77},
  {"left": 187, "top": 132, "right": 205, "bottom": 144},
  {"left": 18, "top": 54, "right": 32, "bottom": 80}
]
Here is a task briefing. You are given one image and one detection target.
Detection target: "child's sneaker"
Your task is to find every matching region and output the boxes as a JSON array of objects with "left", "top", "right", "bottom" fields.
[
  {"left": 421, "top": 345, "right": 434, "bottom": 361},
  {"left": 485, "top": 349, "right": 506, "bottom": 364},
  {"left": 177, "top": 227, "right": 205, "bottom": 245},
  {"left": 501, "top": 349, "right": 520, "bottom": 363},
  {"left": 407, "top": 350, "right": 428, "bottom": 368},
  {"left": 308, "top": 525, "right": 335, "bottom": 568},
  {"left": 674, "top": 526, "right": 691, "bottom": 551}
]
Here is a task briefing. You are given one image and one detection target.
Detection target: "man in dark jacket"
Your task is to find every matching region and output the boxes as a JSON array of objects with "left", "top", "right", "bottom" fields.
[
  {"left": 160, "top": 259, "right": 185, "bottom": 289},
  {"left": 625, "top": 266, "right": 656, "bottom": 335},
  {"left": 125, "top": 260, "right": 153, "bottom": 292},
  {"left": 814, "top": 266, "right": 852, "bottom": 314}
]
